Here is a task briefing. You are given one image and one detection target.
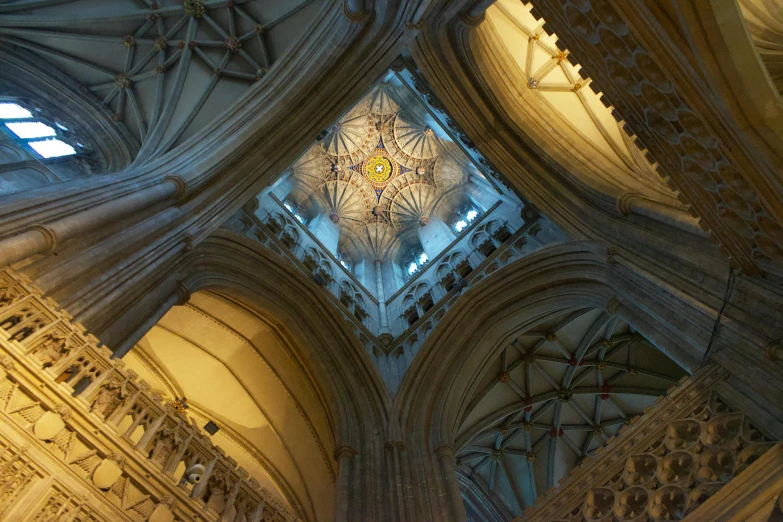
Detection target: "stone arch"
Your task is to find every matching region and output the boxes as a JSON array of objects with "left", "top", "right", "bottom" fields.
[
  {"left": 179, "top": 230, "right": 388, "bottom": 433},
  {"left": 391, "top": 241, "right": 735, "bottom": 520},
  {"left": 165, "top": 230, "right": 393, "bottom": 520}
]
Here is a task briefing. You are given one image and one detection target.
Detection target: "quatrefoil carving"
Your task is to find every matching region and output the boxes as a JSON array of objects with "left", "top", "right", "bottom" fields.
[
  {"left": 658, "top": 451, "right": 694, "bottom": 486},
  {"left": 649, "top": 486, "right": 687, "bottom": 521},
  {"left": 623, "top": 454, "right": 657, "bottom": 486},
  {"left": 701, "top": 413, "right": 743, "bottom": 447},
  {"left": 664, "top": 419, "right": 701, "bottom": 451},
  {"left": 583, "top": 488, "right": 615, "bottom": 520},
  {"left": 696, "top": 449, "right": 734, "bottom": 483},
  {"left": 615, "top": 486, "right": 649, "bottom": 520}
]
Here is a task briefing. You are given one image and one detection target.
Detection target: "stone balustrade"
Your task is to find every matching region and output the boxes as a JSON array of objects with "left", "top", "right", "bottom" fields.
[{"left": 0, "top": 266, "right": 296, "bottom": 522}]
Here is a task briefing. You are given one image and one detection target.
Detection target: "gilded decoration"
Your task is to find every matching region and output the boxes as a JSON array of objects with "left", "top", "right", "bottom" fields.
[
  {"left": 363, "top": 149, "right": 397, "bottom": 186},
  {"left": 287, "top": 75, "right": 479, "bottom": 265}
]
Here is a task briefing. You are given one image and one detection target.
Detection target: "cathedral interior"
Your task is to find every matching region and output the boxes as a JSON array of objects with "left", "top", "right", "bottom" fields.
[{"left": 0, "top": 0, "right": 782, "bottom": 521}]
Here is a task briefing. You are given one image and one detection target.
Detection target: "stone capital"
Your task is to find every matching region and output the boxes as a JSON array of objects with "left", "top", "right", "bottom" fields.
[
  {"left": 175, "top": 281, "right": 191, "bottom": 305},
  {"left": 30, "top": 224, "right": 57, "bottom": 254},
  {"left": 435, "top": 445, "right": 455, "bottom": 459},
  {"left": 767, "top": 340, "right": 781, "bottom": 362},
  {"left": 343, "top": 1, "right": 372, "bottom": 23},
  {"left": 163, "top": 175, "right": 189, "bottom": 202},
  {"left": 616, "top": 192, "right": 643, "bottom": 216},
  {"left": 458, "top": 11, "right": 485, "bottom": 26},
  {"left": 334, "top": 445, "right": 357, "bottom": 461},
  {"left": 605, "top": 297, "right": 622, "bottom": 316}
]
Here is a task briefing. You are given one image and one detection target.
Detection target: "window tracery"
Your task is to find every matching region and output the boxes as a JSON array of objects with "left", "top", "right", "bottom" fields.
[
  {"left": 0, "top": 99, "right": 84, "bottom": 159},
  {"left": 452, "top": 204, "right": 482, "bottom": 233},
  {"left": 402, "top": 246, "right": 429, "bottom": 277}
]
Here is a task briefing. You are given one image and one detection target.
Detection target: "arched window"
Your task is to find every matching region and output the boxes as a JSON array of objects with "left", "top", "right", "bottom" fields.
[
  {"left": 402, "top": 245, "right": 429, "bottom": 277},
  {"left": 282, "top": 199, "right": 309, "bottom": 225},
  {"left": 337, "top": 250, "right": 353, "bottom": 272},
  {"left": 450, "top": 203, "right": 482, "bottom": 233},
  {"left": 0, "top": 100, "right": 80, "bottom": 159}
]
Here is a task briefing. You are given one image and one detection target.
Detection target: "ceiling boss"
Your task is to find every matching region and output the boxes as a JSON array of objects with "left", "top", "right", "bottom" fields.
[{"left": 363, "top": 148, "right": 397, "bottom": 186}]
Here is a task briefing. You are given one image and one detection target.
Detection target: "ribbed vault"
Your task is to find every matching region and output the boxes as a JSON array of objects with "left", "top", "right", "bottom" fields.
[
  {"left": 483, "top": 0, "right": 680, "bottom": 205},
  {"left": 0, "top": 0, "right": 323, "bottom": 163},
  {"left": 454, "top": 307, "right": 686, "bottom": 515},
  {"left": 279, "top": 71, "right": 511, "bottom": 269}
]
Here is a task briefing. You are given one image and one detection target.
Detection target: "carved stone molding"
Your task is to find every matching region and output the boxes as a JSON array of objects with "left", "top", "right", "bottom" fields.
[
  {"left": 29, "top": 224, "right": 57, "bottom": 255},
  {"left": 334, "top": 445, "right": 358, "bottom": 461},
  {"left": 524, "top": 0, "right": 783, "bottom": 274},
  {"left": 162, "top": 175, "right": 188, "bottom": 203}
]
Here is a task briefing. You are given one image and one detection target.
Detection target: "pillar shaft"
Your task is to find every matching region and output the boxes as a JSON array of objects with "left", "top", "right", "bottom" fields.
[
  {"left": 375, "top": 260, "right": 390, "bottom": 334},
  {"left": 333, "top": 446, "right": 357, "bottom": 522},
  {"left": 0, "top": 177, "right": 185, "bottom": 268},
  {"left": 436, "top": 446, "right": 468, "bottom": 522}
]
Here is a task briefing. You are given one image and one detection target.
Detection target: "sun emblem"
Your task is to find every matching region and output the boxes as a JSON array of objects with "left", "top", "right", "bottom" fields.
[{"left": 365, "top": 154, "right": 393, "bottom": 183}]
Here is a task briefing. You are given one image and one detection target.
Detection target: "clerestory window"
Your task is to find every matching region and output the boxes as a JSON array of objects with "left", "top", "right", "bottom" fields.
[
  {"left": 452, "top": 205, "right": 481, "bottom": 233},
  {"left": 0, "top": 101, "right": 80, "bottom": 159},
  {"left": 282, "top": 199, "right": 309, "bottom": 225},
  {"left": 404, "top": 248, "right": 429, "bottom": 277}
]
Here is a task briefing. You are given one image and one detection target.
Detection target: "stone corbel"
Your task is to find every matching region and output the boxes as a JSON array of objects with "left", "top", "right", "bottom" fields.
[
  {"left": 459, "top": 0, "right": 495, "bottom": 26},
  {"left": 29, "top": 224, "right": 57, "bottom": 255},
  {"left": 343, "top": 0, "right": 372, "bottom": 23},
  {"left": 767, "top": 340, "right": 782, "bottom": 362}
]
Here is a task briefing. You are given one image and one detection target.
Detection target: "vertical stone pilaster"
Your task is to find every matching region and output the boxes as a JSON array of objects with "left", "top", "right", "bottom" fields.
[
  {"left": 435, "top": 445, "right": 468, "bottom": 522},
  {"left": 333, "top": 445, "right": 357, "bottom": 522}
]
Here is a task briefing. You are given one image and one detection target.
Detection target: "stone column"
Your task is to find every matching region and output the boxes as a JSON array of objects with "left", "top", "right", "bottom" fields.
[
  {"left": 112, "top": 282, "right": 190, "bottom": 358},
  {"left": 333, "top": 445, "right": 357, "bottom": 522},
  {"left": 417, "top": 216, "right": 455, "bottom": 260},
  {"left": 375, "top": 260, "right": 391, "bottom": 336},
  {"left": 435, "top": 445, "right": 468, "bottom": 522},
  {"left": 460, "top": 0, "right": 496, "bottom": 25},
  {"left": 0, "top": 176, "right": 187, "bottom": 268}
]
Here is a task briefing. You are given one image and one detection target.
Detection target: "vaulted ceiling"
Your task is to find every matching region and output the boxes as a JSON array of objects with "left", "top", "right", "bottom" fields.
[
  {"left": 455, "top": 307, "right": 686, "bottom": 517},
  {"left": 0, "top": 0, "right": 323, "bottom": 164},
  {"left": 483, "top": 0, "right": 681, "bottom": 206},
  {"left": 739, "top": 0, "right": 783, "bottom": 95},
  {"left": 121, "top": 290, "right": 335, "bottom": 522},
  {"left": 282, "top": 72, "right": 506, "bottom": 270}
]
